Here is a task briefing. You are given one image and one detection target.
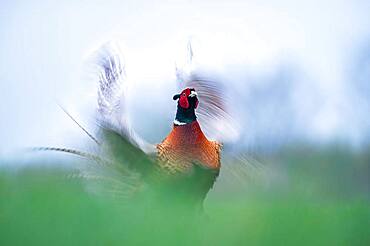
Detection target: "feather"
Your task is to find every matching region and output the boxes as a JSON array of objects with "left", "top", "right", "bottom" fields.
[
  {"left": 89, "top": 40, "right": 156, "bottom": 154},
  {"left": 175, "top": 41, "right": 240, "bottom": 142},
  {"left": 30, "top": 146, "right": 145, "bottom": 200},
  {"left": 57, "top": 103, "right": 101, "bottom": 146}
]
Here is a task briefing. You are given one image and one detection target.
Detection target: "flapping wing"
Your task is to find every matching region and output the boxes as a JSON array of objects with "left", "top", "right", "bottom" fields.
[
  {"left": 220, "top": 154, "right": 268, "bottom": 187},
  {"left": 61, "top": 40, "right": 164, "bottom": 200},
  {"left": 175, "top": 41, "right": 239, "bottom": 143},
  {"left": 28, "top": 147, "right": 145, "bottom": 201},
  {"left": 89, "top": 40, "right": 156, "bottom": 154}
]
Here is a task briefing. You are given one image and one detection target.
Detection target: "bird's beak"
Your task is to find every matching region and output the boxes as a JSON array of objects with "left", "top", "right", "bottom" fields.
[{"left": 189, "top": 91, "right": 198, "bottom": 97}]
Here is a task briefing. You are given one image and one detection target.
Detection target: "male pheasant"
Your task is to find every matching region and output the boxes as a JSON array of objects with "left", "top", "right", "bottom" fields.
[
  {"left": 88, "top": 40, "right": 234, "bottom": 209},
  {"left": 35, "top": 40, "right": 236, "bottom": 209},
  {"left": 96, "top": 86, "right": 222, "bottom": 209},
  {"left": 158, "top": 88, "right": 221, "bottom": 174},
  {"left": 156, "top": 88, "right": 222, "bottom": 207}
]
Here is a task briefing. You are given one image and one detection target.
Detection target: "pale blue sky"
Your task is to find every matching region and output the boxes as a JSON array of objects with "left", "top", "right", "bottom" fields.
[{"left": 1, "top": 0, "right": 370, "bottom": 156}]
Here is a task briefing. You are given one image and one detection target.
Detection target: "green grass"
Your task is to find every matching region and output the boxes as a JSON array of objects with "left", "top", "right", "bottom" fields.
[{"left": 0, "top": 145, "right": 369, "bottom": 246}]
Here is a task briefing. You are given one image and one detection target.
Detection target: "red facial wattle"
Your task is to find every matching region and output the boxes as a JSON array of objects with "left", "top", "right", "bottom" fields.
[
  {"left": 179, "top": 94, "right": 190, "bottom": 109},
  {"left": 176, "top": 88, "right": 198, "bottom": 109}
]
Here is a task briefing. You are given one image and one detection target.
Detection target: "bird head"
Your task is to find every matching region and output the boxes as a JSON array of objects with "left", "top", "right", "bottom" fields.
[{"left": 173, "top": 88, "right": 199, "bottom": 110}]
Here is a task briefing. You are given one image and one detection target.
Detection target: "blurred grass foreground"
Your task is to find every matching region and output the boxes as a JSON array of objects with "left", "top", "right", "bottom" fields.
[{"left": 0, "top": 144, "right": 369, "bottom": 246}]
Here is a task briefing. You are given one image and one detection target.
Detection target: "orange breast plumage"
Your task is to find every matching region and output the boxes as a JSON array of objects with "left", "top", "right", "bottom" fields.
[{"left": 157, "top": 121, "right": 221, "bottom": 174}]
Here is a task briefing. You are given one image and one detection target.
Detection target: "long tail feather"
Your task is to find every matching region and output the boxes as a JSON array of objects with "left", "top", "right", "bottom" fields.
[
  {"left": 57, "top": 103, "right": 101, "bottom": 146},
  {"left": 29, "top": 147, "right": 104, "bottom": 162},
  {"left": 30, "top": 146, "right": 144, "bottom": 199}
]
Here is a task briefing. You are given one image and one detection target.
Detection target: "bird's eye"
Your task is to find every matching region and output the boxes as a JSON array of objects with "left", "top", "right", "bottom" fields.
[{"left": 182, "top": 93, "right": 186, "bottom": 96}]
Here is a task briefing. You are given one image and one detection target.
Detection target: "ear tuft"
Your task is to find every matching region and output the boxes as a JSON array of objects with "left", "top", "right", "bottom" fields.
[{"left": 173, "top": 94, "right": 180, "bottom": 100}]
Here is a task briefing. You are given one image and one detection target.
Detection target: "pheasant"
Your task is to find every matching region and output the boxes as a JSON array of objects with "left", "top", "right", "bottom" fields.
[
  {"left": 158, "top": 88, "right": 221, "bottom": 174},
  {"left": 155, "top": 87, "right": 222, "bottom": 207},
  {"left": 35, "top": 40, "right": 238, "bottom": 210}
]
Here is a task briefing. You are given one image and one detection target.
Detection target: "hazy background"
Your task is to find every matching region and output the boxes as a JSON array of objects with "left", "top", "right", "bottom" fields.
[
  {"left": 1, "top": 0, "right": 370, "bottom": 158},
  {"left": 1, "top": 2, "right": 369, "bottom": 245}
]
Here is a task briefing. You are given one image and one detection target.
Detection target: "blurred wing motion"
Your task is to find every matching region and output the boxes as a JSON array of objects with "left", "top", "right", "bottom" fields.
[
  {"left": 91, "top": 40, "right": 156, "bottom": 154},
  {"left": 29, "top": 146, "right": 146, "bottom": 201},
  {"left": 220, "top": 154, "right": 268, "bottom": 187},
  {"left": 81, "top": 40, "right": 162, "bottom": 198},
  {"left": 31, "top": 39, "right": 250, "bottom": 206},
  {"left": 175, "top": 41, "right": 239, "bottom": 142},
  {"left": 79, "top": 129, "right": 157, "bottom": 202},
  {"left": 37, "top": 41, "right": 161, "bottom": 201}
]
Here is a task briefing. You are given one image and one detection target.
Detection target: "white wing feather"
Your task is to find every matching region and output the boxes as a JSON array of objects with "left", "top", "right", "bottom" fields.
[
  {"left": 90, "top": 40, "right": 156, "bottom": 154},
  {"left": 176, "top": 41, "right": 240, "bottom": 142}
]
